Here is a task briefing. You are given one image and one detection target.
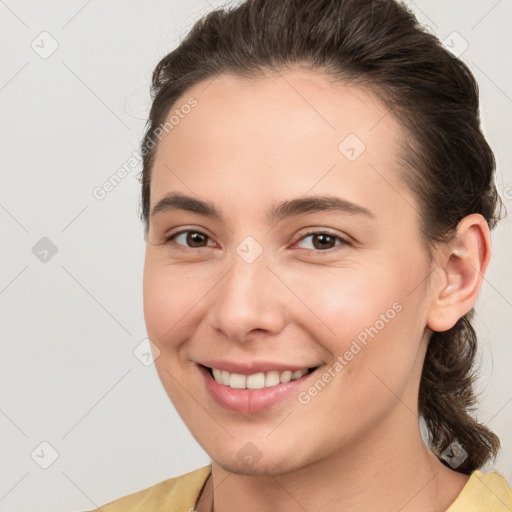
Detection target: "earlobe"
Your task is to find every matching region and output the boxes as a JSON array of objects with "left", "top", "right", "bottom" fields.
[{"left": 426, "top": 214, "right": 491, "bottom": 332}]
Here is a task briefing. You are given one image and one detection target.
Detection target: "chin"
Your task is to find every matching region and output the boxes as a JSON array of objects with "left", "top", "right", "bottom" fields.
[
  {"left": 207, "top": 442, "right": 316, "bottom": 477},
  {"left": 212, "top": 456, "right": 302, "bottom": 477}
]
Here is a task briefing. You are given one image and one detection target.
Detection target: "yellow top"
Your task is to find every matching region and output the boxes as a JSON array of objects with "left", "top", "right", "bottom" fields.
[{"left": 86, "top": 465, "right": 512, "bottom": 512}]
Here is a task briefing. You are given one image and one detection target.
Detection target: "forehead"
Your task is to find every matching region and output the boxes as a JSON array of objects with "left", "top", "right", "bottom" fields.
[
  {"left": 175, "top": 68, "right": 396, "bottom": 132},
  {"left": 150, "top": 68, "right": 415, "bottom": 226}
]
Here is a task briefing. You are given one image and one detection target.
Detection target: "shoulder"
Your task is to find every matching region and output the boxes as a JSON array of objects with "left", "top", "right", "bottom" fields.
[
  {"left": 84, "top": 465, "right": 212, "bottom": 512},
  {"left": 446, "top": 469, "right": 512, "bottom": 512}
]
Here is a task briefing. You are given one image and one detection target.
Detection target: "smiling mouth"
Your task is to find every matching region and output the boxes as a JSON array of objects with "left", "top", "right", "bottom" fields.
[{"left": 202, "top": 365, "right": 318, "bottom": 390}]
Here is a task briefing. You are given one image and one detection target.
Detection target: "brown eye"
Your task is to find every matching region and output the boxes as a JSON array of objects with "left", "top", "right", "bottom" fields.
[
  {"left": 295, "top": 230, "right": 349, "bottom": 253},
  {"left": 311, "top": 233, "right": 336, "bottom": 250},
  {"left": 186, "top": 232, "right": 208, "bottom": 247},
  {"left": 166, "top": 230, "right": 213, "bottom": 248}
]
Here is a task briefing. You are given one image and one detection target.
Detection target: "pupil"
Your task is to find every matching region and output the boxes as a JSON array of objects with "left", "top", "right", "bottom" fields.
[
  {"left": 314, "top": 234, "right": 334, "bottom": 250},
  {"left": 187, "top": 232, "right": 206, "bottom": 247}
]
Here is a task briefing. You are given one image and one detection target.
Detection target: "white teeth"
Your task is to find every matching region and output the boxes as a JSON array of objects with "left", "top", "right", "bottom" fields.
[
  {"left": 246, "top": 372, "right": 265, "bottom": 389},
  {"left": 264, "top": 371, "right": 281, "bottom": 387},
  {"left": 229, "top": 373, "right": 246, "bottom": 389},
  {"left": 280, "top": 370, "right": 292, "bottom": 383},
  {"left": 210, "top": 367, "right": 309, "bottom": 389},
  {"left": 293, "top": 369, "right": 304, "bottom": 379}
]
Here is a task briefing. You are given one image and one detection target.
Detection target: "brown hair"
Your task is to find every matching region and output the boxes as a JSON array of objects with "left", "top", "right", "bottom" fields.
[{"left": 138, "top": 0, "right": 504, "bottom": 474}]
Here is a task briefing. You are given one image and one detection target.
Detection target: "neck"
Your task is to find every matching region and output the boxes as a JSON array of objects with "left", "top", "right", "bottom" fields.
[{"left": 202, "top": 408, "right": 469, "bottom": 512}]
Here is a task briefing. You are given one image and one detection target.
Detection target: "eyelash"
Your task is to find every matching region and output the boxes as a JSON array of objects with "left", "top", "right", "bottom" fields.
[
  {"left": 164, "top": 228, "right": 351, "bottom": 255},
  {"left": 296, "top": 229, "right": 352, "bottom": 255}
]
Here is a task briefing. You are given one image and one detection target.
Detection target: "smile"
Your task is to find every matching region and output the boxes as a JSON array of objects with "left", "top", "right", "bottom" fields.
[
  {"left": 209, "top": 367, "right": 311, "bottom": 389},
  {"left": 198, "top": 363, "right": 321, "bottom": 414}
]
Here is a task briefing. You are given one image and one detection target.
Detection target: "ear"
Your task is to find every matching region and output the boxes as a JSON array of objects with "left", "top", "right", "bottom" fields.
[{"left": 426, "top": 214, "right": 492, "bottom": 332}]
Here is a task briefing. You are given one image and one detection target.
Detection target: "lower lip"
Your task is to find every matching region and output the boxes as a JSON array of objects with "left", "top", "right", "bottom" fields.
[{"left": 199, "top": 365, "right": 317, "bottom": 414}]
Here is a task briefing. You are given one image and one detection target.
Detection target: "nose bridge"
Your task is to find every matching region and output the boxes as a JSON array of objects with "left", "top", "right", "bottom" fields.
[{"left": 208, "top": 240, "right": 284, "bottom": 341}]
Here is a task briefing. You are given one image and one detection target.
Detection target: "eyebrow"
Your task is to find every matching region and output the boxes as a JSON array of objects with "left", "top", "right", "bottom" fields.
[
  {"left": 268, "top": 195, "right": 375, "bottom": 222},
  {"left": 151, "top": 192, "right": 222, "bottom": 219},
  {"left": 150, "top": 192, "right": 375, "bottom": 222}
]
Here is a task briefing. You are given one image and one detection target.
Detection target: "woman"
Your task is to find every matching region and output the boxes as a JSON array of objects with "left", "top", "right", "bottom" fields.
[{"left": 90, "top": 0, "right": 512, "bottom": 510}]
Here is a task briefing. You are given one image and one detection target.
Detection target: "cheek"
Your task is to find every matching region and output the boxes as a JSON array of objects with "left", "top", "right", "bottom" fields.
[
  {"left": 282, "top": 261, "right": 423, "bottom": 391},
  {"left": 143, "top": 264, "right": 173, "bottom": 342},
  {"left": 143, "top": 257, "right": 186, "bottom": 344},
  {"left": 282, "top": 263, "right": 403, "bottom": 345},
  {"left": 142, "top": 256, "right": 217, "bottom": 345}
]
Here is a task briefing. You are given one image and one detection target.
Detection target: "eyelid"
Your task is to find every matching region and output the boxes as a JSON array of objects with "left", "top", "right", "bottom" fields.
[
  {"left": 164, "top": 227, "right": 352, "bottom": 253},
  {"left": 292, "top": 228, "right": 351, "bottom": 253},
  {"left": 164, "top": 228, "right": 217, "bottom": 249}
]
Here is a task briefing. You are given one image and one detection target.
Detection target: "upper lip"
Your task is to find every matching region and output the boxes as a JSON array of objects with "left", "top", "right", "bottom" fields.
[{"left": 199, "top": 360, "right": 320, "bottom": 375}]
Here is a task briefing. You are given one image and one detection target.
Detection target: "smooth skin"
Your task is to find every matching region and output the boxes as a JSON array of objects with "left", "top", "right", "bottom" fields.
[{"left": 143, "top": 68, "right": 490, "bottom": 512}]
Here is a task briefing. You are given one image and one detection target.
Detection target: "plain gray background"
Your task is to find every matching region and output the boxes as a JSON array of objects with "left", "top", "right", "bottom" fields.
[{"left": 1, "top": 1, "right": 511, "bottom": 510}]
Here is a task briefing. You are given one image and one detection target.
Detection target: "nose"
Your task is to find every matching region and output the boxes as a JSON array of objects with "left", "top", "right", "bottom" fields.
[{"left": 207, "top": 248, "right": 286, "bottom": 343}]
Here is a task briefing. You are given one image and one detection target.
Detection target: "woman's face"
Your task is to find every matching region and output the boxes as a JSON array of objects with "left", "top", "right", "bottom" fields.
[{"left": 143, "top": 69, "right": 437, "bottom": 475}]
